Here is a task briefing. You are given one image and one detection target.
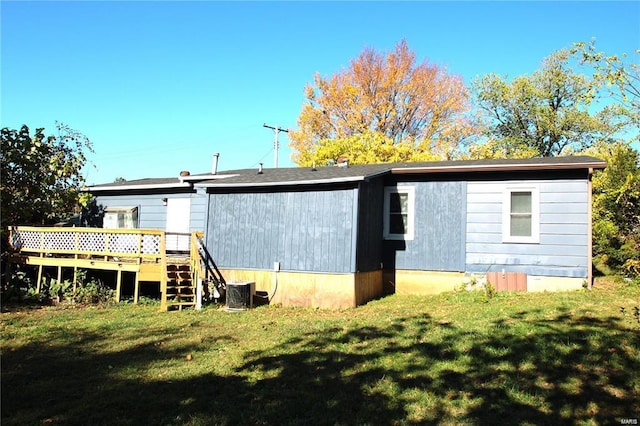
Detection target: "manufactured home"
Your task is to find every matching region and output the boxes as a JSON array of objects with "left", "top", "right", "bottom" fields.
[{"left": 82, "top": 155, "right": 606, "bottom": 309}]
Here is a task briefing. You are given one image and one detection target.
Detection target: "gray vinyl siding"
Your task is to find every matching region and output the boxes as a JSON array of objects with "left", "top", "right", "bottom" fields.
[
  {"left": 387, "top": 180, "right": 466, "bottom": 271},
  {"left": 94, "top": 193, "right": 206, "bottom": 231},
  {"left": 466, "top": 179, "right": 588, "bottom": 277},
  {"left": 206, "top": 188, "right": 358, "bottom": 273},
  {"left": 190, "top": 189, "right": 207, "bottom": 231}
]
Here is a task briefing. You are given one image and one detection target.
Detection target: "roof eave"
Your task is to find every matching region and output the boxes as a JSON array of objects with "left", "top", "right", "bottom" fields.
[
  {"left": 391, "top": 161, "right": 607, "bottom": 175},
  {"left": 84, "top": 182, "right": 193, "bottom": 192}
]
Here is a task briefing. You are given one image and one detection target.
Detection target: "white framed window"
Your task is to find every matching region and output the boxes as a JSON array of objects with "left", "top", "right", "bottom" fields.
[
  {"left": 502, "top": 185, "right": 539, "bottom": 243},
  {"left": 383, "top": 186, "right": 415, "bottom": 240},
  {"left": 103, "top": 206, "right": 139, "bottom": 229}
]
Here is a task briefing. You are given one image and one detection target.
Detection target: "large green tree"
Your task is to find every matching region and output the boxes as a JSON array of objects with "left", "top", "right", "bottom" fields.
[
  {"left": 571, "top": 40, "right": 639, "bottom": 141},
  {"left": 585, "top": 142, "right": 640, "bottom": 278},
  {"left": 290, "top": 40, "right": 476, "bottom": 166},
  {"left": 1, "top": 123, "right": 93, "bottom": 245},
  {"left": 473, "top": 49, "right": 618, "bottom": 158}
]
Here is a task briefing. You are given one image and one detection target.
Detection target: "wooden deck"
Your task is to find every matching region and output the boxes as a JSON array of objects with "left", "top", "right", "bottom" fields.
[{"left": 7, "top": 226, "right": 219, "bottom": 310}]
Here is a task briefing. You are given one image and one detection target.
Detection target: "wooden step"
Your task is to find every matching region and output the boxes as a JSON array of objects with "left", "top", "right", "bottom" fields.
[
  {"left": 166, "top": 289, "right": 195, "bottom": 294},
  {"left": 166, "top": 295, "right": 196, "bottom": 301},
  {"left": 166, "top": 290, "right": 195, "bottom": 295},
  {"left": 166, "top": 295, "right": 195, "bottom": 301},
  {"left": 167, "top": 301, "right": 196, "bottom": 311},
  {"left": 167, "top": 295, "right": 196, "bottom": 305},
  {"left": 167, "top": 287, "right": 193, "bottom": 291}
]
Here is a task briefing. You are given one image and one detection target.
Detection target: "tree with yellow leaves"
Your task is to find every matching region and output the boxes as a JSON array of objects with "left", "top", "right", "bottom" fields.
[
  {"left": 302, "top": 131, "right": 439, "bottom": 167},
  {"left": 289, "top": 40, "right": 475, "bottom": 166}
]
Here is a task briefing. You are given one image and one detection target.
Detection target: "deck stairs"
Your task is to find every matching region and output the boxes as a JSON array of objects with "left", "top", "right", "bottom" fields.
[
  {"left": 165, "top": 258, "right": 196, "bottom": 311},
  {"left": 163, "top": 234, "right": 226, "bottom": 311}
]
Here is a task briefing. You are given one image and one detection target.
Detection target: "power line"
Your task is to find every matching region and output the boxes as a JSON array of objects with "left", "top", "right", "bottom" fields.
[{"left": 250, "top": 148, "right": 274, "bottom": 168}]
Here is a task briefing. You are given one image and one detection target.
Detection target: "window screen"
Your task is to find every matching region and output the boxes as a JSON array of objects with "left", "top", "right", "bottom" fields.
[
  {"left": 502, "top": 186, "right": 539, "bottom": 244},
  {"left": 510, "top": 191, "right": 532, "bottom": 237}
]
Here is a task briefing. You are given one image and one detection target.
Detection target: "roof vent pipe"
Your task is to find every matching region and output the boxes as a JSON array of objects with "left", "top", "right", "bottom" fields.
[
  {"left": 212, "top": 153, "right": 220, "bottom": 175},
  {"left": 258, "top": 163, "right": 264, "bottom": 174}
]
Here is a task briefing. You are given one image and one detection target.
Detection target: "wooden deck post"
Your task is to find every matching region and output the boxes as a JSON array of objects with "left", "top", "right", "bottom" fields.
[
  {"left": 134, "top": 272, "right": 140, "bottom": 304},
  {"left": 36, "top": 265, "right": 43, "bottom": 294},
  {"left": 196, "top": 277, "right": 203, "bottom": 310},
  {"left": 115, "top": 269, "right": 122, "bottom": 303},
  {"left": 160, "top": 232, "right": 168, "bottom": 311},
  {"left": 36, "top": 232, "right": 44, "bottom": 294},
  {"left": 57, "top": 266, "right": 62, "bottom": 288},
  {"left": 73, "top": 266, "right": 78, "bottom": 296}
]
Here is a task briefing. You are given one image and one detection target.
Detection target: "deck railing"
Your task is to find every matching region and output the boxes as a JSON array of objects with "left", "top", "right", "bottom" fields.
[
  {"left": 8, "top": 226, "right": 165, "bottom": 260},
  {"left": 166, "top": 232, "right": 191, "bottom": 252}
]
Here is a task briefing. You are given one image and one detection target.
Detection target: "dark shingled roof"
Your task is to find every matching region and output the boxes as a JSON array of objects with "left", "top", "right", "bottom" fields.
[
  {"left": 390, "top": 155, "right": 606, "bottom": 170},
  {"left": 196, "top": 155, "right": 606, "bottom": 188},
  {"left": 197, "top": 163, "right": 393, "bottom": 187},
  {"left": 86, "top": 156, "right": 606, "bottom": 192}
]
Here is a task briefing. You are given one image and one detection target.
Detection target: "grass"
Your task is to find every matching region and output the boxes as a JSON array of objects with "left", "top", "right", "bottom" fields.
[{"left": 1, "top": 278, "right": 639, "bottom": 425}]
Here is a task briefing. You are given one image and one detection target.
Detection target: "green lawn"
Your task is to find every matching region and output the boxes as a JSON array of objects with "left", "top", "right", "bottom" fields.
[{"left": 2, "top": 280, "right": 639, "bottom": 425}]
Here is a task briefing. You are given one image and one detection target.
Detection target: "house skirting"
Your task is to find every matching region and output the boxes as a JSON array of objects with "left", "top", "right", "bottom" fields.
[
  {"left": 386, "top": 270, "right": 466, "bottom": 295},
  {"left": 218, "top": 269, "right": 586, "bottom": 308},
  {"left": 526, "top": 275, "right": 585, "bottom": 292},
  {"left": 479, "top": 273, "right": 585, "bottom": 293},
  {"left": 386, "top": 269, "right": 586, "bottom": 295},
  {"left": 218, "top": 269, "right": 383, "bottom": 309}
]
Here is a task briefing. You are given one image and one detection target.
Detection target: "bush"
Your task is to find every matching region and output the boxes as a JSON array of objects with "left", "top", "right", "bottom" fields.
[
  {"left": 71, "top": 278, "right": 114, "bottom": 305},
  {"left": 588, "top": 142, "right": 640, "bottom": 280},
  {"left": 1, "top": 267, "right": 115, "bottom": 306},
  {"left": 1, "top": 267, "right": 37, "bottom": 303}
]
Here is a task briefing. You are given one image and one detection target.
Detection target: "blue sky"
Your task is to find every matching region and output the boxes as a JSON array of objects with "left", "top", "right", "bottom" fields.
[{"left": 2, "top": 1, "right": 639, "bottom": 184}]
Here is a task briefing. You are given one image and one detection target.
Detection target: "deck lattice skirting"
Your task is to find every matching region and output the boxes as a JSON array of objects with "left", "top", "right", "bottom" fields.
[{"left": 7, "top": 226, "right": 210, "bottom": 310}]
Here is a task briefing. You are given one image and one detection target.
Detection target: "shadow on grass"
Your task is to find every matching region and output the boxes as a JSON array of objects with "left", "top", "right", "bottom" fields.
[{"left": 2, "top": 309, "right": 639, "bottom": 425}]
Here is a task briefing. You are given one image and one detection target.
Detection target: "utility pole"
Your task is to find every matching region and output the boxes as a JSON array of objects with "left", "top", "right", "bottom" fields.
[{"left": 263, "top": 124, "right": 289, "bottom": 168}]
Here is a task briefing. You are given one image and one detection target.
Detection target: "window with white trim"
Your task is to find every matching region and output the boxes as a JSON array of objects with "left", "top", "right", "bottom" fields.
[
  {"left": 103, "top": 206, "right": 139, "bottom": 229},
  {"left": 383, "top": 186, "right": 415, "bottom": 240},
  {"left": 502, "top": 186, "right": 539, "bottom": 243}
]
